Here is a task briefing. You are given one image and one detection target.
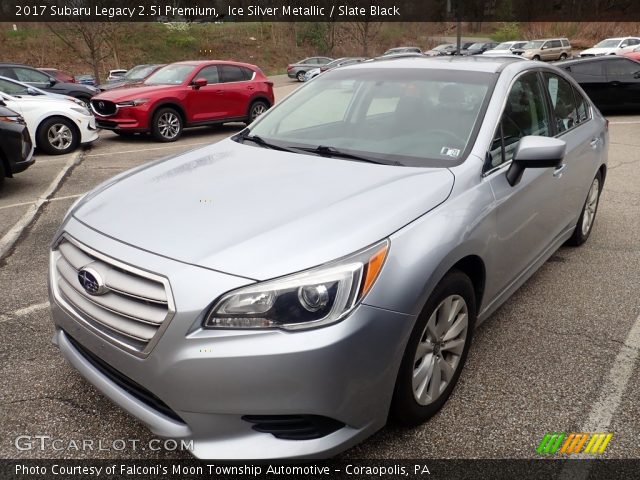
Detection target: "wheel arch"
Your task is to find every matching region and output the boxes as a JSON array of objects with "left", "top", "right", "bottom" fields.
[
  {"left": 247, "top": 96, "right": 272, "bottom": 115},
  {"left": 35, "top": 115, "right": 80, "bottom": 148},
  {"left": 150, "top": 102, "right": 187, "bottom": 126}
]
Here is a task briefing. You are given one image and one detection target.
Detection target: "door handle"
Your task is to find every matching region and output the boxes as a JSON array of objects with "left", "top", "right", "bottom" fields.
[
  {"left": 590, "top": 137, "right": 600, "bottom": 148},
  {"left": 553, "top": 164, "right": 567, "bottom": 177},
  {"left": 247, "top": 86, "right": 255, "bottom": 91},
  {"left": 215, "top": 90, "right": 224, "bottom": 94}
]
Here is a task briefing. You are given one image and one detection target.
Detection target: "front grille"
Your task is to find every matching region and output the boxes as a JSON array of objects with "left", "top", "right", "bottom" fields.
[
  {"left": 243, "top": 415, "right": 345, "bottom": 440},
  {"left": 52, "top": 236, "right": 174, "bottom": 355},
  {"left": 66, "top": 333, "right": 185, "bottom": 423},
  {"left": 91, "top": 99, "right": 117, "bottom": 116},
  {"left": 96, "top": 120, "right": 119, "bottom": 129}
]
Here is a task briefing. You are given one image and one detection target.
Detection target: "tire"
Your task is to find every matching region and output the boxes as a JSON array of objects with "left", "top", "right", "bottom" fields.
[
  {"left": 296, "top": 71, "right": 306, "bottom": 82},
  {"left": 532, "top": 55, "right": 541, "bottom": 61},
  {"left": 391, "top": 270, "right": 476, "bottom": 426},
  {"left": 566, "top": 172, "right": 602, "bottom": 246},
  {"left": 559, "top": 53, "right": 568, "bottom": 60},
  {"left": 0, "top": 159, "right": 6, "bottom": 191},
  {"left": 245, "top": 100, "right": 269, "bottom": 125},
  {"left": 36, "top": 117, "right": 79, "bottom": 155},
  {"left": 151, "top": 107, "right": 183, "bottom": 142}
]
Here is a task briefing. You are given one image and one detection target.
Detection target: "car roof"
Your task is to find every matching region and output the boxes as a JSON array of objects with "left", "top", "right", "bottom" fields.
[
  {"left": 556, "top": 56, "right": 640, "bottom": 67},
  {"left": 170, "top": 60, "right": 259, "bottom": 69},
  {"left": 359, "top": 55, "right": 526, "bottom": 73}
]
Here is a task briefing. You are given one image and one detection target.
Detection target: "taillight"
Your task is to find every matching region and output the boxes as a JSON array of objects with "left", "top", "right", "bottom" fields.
[
  {"left": 265, "top": 81, "right": 274, "bottom": 87},
  {"left": 286, "top": 65, "right": 293, "bottom": 71}
]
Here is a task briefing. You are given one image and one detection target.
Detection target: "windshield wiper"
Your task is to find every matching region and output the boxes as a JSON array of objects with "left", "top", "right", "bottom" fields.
[
  {"left": 237, "top": 131, "right": 301, "bottom": 153},
  {"left": 296, "top": 145, "right": 396, "bottom": 165}
]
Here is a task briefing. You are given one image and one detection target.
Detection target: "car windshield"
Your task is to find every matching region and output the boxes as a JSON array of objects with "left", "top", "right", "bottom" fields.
[
  {"left": 125, "top": 65, "right": 158, "bottom": 80},
  {"left": 468, "top": 43, "right": 485, "bottom": 49},
  {"left": 494, "top": 42, "right": 514, "bottom": 50},
  {"left": 145, "top": 64, "right": 196, "bottom": 85},
  {"left": 595, "top": 39, "right": 622, "bottom": 48},
  {"left": 244, "top": 68, "right": 495, "bottom": 167},
  {"left": 523, "top": 41, "right": 545, "bottom": 49},
  {"left": 434, "top": 44, "right": 453, "bottom": 51}
]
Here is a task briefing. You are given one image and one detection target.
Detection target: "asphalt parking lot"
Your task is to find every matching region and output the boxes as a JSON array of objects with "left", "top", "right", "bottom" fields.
[{"left": 0, "top": 75, "right": 639, "bottom": 460}]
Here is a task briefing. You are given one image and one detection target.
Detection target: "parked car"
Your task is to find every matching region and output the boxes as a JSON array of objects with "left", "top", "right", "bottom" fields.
[
  {"left": 383, "top": 47, "right": 422, "bottom": 56},
  {"left": 0, "top": 76, "right": 88, "bottom": 107},
  {"left": 49, "top": 56, "right": 607, "bottom": 460},
  {"left": 517, "top": 38, "right": 572, "bottom": 61},
  {"left": 0, "top": 63, "right": 99, "bottom": 108},
  {"left": 90, "top": 60, "right": 274, "bottom": 142},
  {"left": 482, "top": 41, "right": 527, "bottom": 56},
  {"left": 0, "top": 101, "right": 34, "bottom": 190},
  {"left": 304, "top": 58, "right": 367, "bottom": 81},
  {"left": 98, "top": 64, "right": 165, "bottom": 92},
  {"left": 580, "top": 37, "right": 640, "bottom": 57},
  {"left": 39, "top": 68, "right": 75, "bottom": 83},
  {"left": 75, "top": 74, "right": 97, "bottom": 86},
  {"left": 286, "top": 57, "right": 333, "bottom": 82},
  {"left": 461, "top": 42, "right": 499, "bottom": 55},
  {"left": 107, "top": 69, "right": 128, "bottom": 82},
  {"left": 0, "top": 92, "right": 98, "bottom": 155},
  {"left": 557, "top": 56, "right": 640, "bottom": 111},
  {"left": 424, "top": 43, "right": 456, "bottom": 56}
]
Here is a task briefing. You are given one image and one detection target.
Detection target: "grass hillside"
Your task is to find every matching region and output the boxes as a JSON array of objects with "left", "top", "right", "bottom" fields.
[{"left": 2, "top": 22, "right": 640, "bottom": 81}]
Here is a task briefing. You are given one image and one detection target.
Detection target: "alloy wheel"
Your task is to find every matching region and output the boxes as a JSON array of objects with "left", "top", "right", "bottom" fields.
[
  {"left": 157, "top": 112, "right": 181, "bottom": 139},
  {"left": 412, "top": 295, "right": 469, "bottom": 406},
  {"left": 251, "top": 103, "right": 267, "bottom": 121},
  {"left": 581, "top": 177, "right": 600, "bottom": 236},
  {"left": 47, "top": 123, "right": 74, "bottom": 151}
]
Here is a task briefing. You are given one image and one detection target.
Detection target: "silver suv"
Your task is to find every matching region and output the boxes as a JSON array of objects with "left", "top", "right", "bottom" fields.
[
  {"left": 49, "top": 56, "right": 607, "bottom": 459},
  {"left": 519, "top": 38, "right": 572, "bottom": 61}
]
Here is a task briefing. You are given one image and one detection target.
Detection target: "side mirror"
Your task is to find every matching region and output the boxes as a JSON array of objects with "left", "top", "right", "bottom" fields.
[
  {"left": 26, "top": 87, "right": 40, "bottom": 95},
  {"left": 48, "top": 77, "right": 57, "bottom": 86},
  {"left": 192, "top": 78, "right": 208, "bottom": 88},
  {"left": 506, "top": 136, "right": 566, "bottom": 186},
  {"left": 621, "top": 43, "right": 628, "bottom": 48}
]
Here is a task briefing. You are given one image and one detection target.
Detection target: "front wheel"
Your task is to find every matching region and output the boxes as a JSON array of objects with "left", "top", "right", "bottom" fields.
[
  {"left": 391, "top": 270, "right": 476, "bottom": 426},
  {"left": 37, "top": 117, "right": 79, "bottom": 155},
  {"left": 566, "top": 172, "right": 602, "bottom": 246},
  {"left": 151, "top": 108, "right": 183, "bottom": 142},
  {"left": 559, "top": 53, "right": 568, "bottom": 60},
  {"left": 296, "top": 71, "right": 306, "bottom": 82},
  {"left": 532, "top": 55, "right": 541, "bottom": 61}
]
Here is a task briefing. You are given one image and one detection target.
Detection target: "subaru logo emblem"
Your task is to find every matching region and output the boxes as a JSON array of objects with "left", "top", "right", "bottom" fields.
[
  {"left": 98, "top": 101, "right": 105, "bottom": 109},
  {"left": 77, "top": 267, "right": 108, "bottom": 296}
]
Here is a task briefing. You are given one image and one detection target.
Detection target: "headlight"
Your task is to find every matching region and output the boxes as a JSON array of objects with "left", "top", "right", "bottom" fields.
[
  {"left": 204, "top": 240, "right": 389, "bottom": 330},
  {"left": 0, "top": 115, "right": 24, "bottom": 124},
  {"left": 117, "top": 98, "right": 149, "bottom": 107},
  {"left": 70, "top": 106, "right": 90, "bottom": 116}
]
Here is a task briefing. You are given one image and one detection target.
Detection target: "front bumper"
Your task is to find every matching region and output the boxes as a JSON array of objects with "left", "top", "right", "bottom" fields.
[
  {"left": 79, "top": 115, "right": 99, "bottom": 144},
  {"left": 48, "top": 219, "right": 415, "bottom": 459}
]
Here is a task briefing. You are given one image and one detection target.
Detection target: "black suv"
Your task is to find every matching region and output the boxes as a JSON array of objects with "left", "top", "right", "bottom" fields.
[
  {"left": 0, "top": 63, "right": 99, "bottom": 108},
  {"left": 0, "top": 101, "right": 34, "bottom": 190}
]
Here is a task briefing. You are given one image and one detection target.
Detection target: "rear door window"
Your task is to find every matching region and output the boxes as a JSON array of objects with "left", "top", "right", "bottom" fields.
[
  {"left": 604, "top": 58, "right": 640, "bottom": 79},
  {"left": 219, "top": 65, "right": 246, "bottom": 83}
]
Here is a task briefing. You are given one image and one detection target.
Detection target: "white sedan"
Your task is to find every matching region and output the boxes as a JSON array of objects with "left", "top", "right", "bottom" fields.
[
  {"left": 580, "top": 37, "right": 640, "bottom": 56},
  {"left": 0, "top": 92, "right": 98, "bottom": 155}
]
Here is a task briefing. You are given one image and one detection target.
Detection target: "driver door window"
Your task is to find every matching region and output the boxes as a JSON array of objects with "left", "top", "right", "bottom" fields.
[
  {"left": 487, "top": 72, "right": 551, "bottom": 170},
  {"left": 196, "top": 66, "right": 220, "bottom": 84},
  {"left": 14, "top": 67, "right": 50, "bottom": 85}
]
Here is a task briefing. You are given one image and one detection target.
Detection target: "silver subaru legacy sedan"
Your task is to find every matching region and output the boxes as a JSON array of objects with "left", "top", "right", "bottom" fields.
[{"left": 49, "top": 56, "right": 608, "bottom": 459}]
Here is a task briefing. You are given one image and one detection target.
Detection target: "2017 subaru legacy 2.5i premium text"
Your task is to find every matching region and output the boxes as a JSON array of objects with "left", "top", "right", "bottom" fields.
[{"left": 49, "top": 56, "right": 608, "bottom": 459}]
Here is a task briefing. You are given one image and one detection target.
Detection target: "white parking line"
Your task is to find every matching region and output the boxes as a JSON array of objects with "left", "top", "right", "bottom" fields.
[
  {"left": 0, "top": 151, "right": 83, "bottom": 260},
  {"left": 560, "top": 312, "right": 640, "bottom": 479},
  {"left": 85, "top": 142, "right": 212, "bottom": 158},
  {"left": 608, "top": 121, "right": 640, "bottom": 124},
  {"left": 0, "top": 193, "right": 83, "bottom": 212},
  {"left": 0, "top": 301, "right": 50, "bottom": 323}
]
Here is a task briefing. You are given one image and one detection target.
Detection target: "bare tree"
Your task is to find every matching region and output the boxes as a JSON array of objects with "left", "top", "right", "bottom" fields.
[
  {"left": 46, "top": 22, "right": 115, "bottom": 84},
  {"left": 349, "top": 20, "right": 382, "bottom": 57}
]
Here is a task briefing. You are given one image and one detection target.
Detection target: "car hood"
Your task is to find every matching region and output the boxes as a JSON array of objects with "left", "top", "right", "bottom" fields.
[
  {"left": 4, "top": 94, "right": 74, "bottom": 109},
  {"left": 581, "top": 47, "right": 615, "bottom": 55},
  {"left": 93, "top": 84, "right": 178, "bottom": 102},
  {"left": 73, "top": 139, "right": 455, "bottom": 280}
]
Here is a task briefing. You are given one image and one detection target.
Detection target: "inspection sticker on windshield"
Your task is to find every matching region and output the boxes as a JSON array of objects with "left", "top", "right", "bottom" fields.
[{"left": 441, "top": 147, "right": 461, "bottom": 158}]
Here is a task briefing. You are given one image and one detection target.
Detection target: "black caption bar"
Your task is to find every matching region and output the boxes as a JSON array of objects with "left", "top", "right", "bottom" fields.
[
  {"left": 2, "top": 0, "right": 640, "bottom": 22},
  {"left": 2, "top": 459, "right": 640, "bottom": 480}
]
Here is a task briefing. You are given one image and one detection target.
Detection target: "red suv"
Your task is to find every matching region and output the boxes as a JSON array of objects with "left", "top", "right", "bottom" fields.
[{"left": 90, "top": 60, "right": 274, "bottom": 142}]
